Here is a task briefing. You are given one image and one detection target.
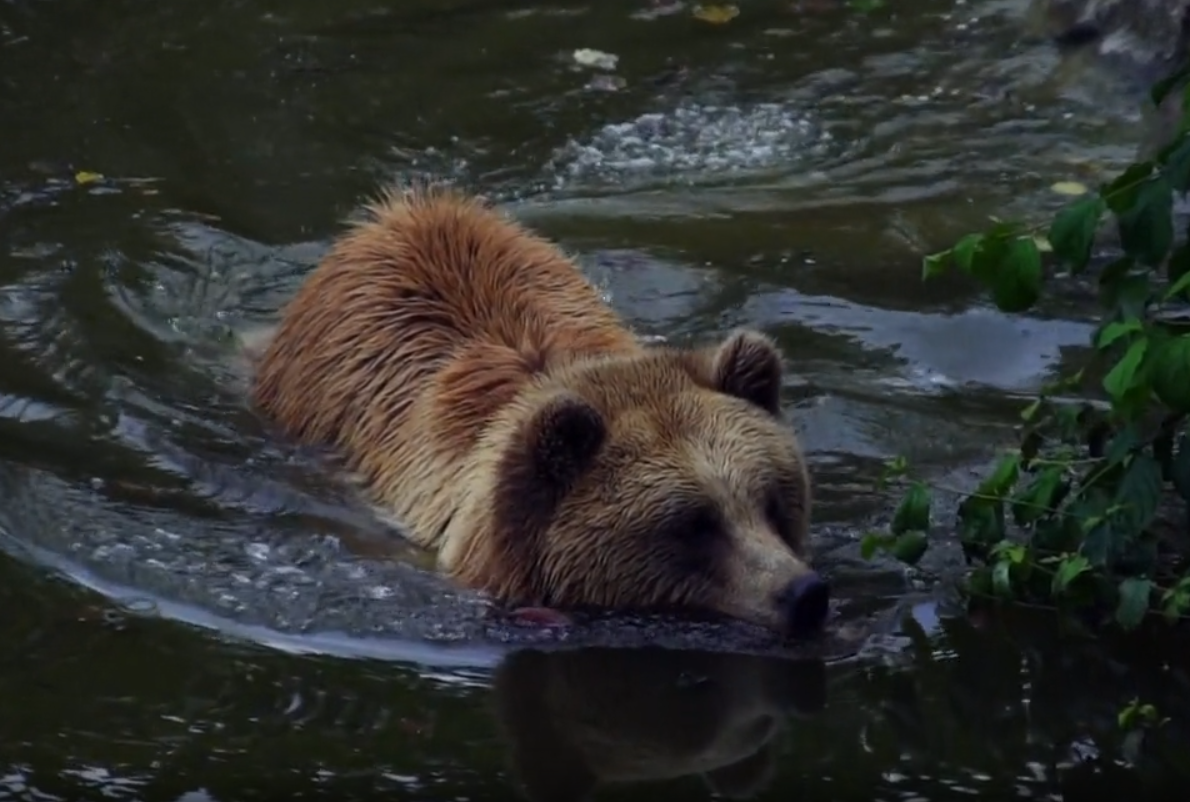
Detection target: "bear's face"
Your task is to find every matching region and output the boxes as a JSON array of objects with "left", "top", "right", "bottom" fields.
[{"left": 467, "top": 329, "right": 829, "bottom": 639}]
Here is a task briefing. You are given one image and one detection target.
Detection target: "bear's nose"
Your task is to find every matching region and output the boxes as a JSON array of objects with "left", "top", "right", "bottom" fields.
[{"left": 776, "top": 572, "right": 830, "bottom": 638}]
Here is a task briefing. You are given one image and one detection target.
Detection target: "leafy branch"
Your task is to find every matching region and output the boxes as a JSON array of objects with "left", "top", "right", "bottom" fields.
[{"left": 863, "top": 65, "right": 1190, "bottom": 631}]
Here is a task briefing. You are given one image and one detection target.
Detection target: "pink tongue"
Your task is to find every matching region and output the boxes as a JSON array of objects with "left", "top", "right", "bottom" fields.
[{"left": 506, "top": 606, "right": 572, "bottom": 628}]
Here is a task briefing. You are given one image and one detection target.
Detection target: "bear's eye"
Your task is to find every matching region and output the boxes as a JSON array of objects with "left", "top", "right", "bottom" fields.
[
  {"left": 658, "top": 503, "right": 727, "bottom": 577},
  {"left": 764, "top": 489, "right": 794, "bottom": 544},
  {"left": 662, "top": 503, "right": 724, "bottom": 546}
]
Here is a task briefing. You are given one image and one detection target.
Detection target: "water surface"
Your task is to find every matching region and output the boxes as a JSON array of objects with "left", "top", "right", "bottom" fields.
[{"left": 2, "top": 0, "right": 1188, "bottom": 798}]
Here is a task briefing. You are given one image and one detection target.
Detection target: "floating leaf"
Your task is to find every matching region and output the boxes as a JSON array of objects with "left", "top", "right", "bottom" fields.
[
  {"left": 572, "top": 48, "right": 619, "bottom": 70},
  {"left": 1115, "top": 577, "right": 1153, "bottom": 630},
  {"left": 1048, "top": 194, "right": 1105, "bottom": 273},
  {"left": 891, "top": 481, "right": 931, "bottom": 535},
  {"left": 585, "top": 74, "right": 627, "bottom": 92},
  {"left": 74, "top": 170, "right": 103, "bottom": 185},
  {"left": 692, "top": 3, "right": 739, "bottom": 23},
  {"left": 1153, "top": 335, "right": 1190, "bottom": 414},
  {"left": 1050, "top": 180, "right": 1089, "bottom": 196}
]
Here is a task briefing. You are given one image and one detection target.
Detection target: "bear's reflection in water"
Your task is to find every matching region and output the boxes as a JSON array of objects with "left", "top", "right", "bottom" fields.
[{"left": 492, "top": 647, "right": 827, "bottom": 801}]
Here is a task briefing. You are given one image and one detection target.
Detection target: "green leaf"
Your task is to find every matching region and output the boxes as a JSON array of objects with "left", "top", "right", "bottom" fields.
[
  {"left": 1115, "top": 577, "right": 1153, "bottom": 630},
  {"left": 1154, "top": 424, "right": 1176, "bottom": 478},
  {"left": 1019, "top": 430, "right": 1044, "bottom": 467},
  {"left": 1118, "top": 700, "right": 1137, "bottom": 729},
  {"left": 1165, "top": 245, "right": 1190, "bottom": 301},
  {"left": 1073, "top": 493, "right": 1114, "bottom": 568},
  {"left": 1163, "top": 589, "right": 1190, "bottom": 623},
  {"left": 1152, "top": 334, "right": 1190, "bottom": 414},
  {"left": 921, "top": 252, "right": 948, "bottom": 280},
  {"left": 1161, "top": 135, "right": 1190, "bottom": 193},
  {"left": 1098, "top": 255, "right": 1135, "bottom": 285},
  {"left": 990, "top": 540, "right": 1026, "bottom": 562},
  {"left": 978, "top": 452, "right": 1021, "bottom": 499},
  {"left": 891, "top": 481, "right": 931, "bottom": 535},
  {"left": 1048, "top": 194, "right": 1105, "bottom": 272},
  {"left": 1116, "top": 175, "right": 1175, "bottom": 267},
  {"left": 968, "top": 234, "right": 1011, "bottom": 285},
  {"left": 1105, "top": 424, "right": 1143, "bottom": 466},
  {"left": 990, "top": 236, "right": 1043, "bottom": 313},
  {"left": 1041, "top": 368, "right": 1086, "bottom": 396},
  {"left": 1051, "top": 553, "right": 1091, "bottom": 596},
  {"left": 880, "top": 455, "right": 908, "bottom": 482},
  {"left": 860, "top": 531, "right": 894, "bottom": 560},
  {"left": 1104, "top": 162, "right": 1156, "bottom": 214},
  {"left": 1102, "top": 337, "right": 1150, "bottom": 406},
  {"left": 951, "top": 233, "right": 983, "bottom": 274},
  {"left": 1171, "top": 434, "right": 1190, "bottom": 503},
  {"left": 992, "top": 559, "right": 1013, "bottom": 597},
  {"left": 1114, "top": 453, "right": 1163, "bottom": 535},
  {"left": 1100, "top": 272, "right": 1152, "bottom": 323},
  {"left": 1151, "top": 64, "right": 1190, "bottom": 106},
  {"left": 1011, "top": 467, "right": 1064, "bottom": 526},
  {"left": 890, "top": 531, "right": 929, "bottom": 565},
  {"left": 1055, "top": 403, "right": 1086, "bottom": 440},
  {"left": 957, "top": 497, "right": 1006, "bottom": 556},
  {"left": 1096, "top": 318, "right": 1143, "bottom": 350}
]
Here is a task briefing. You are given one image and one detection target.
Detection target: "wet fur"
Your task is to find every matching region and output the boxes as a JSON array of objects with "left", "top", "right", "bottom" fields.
[{"left": 250, "top": 187, "right": 815, "bottom": 624}]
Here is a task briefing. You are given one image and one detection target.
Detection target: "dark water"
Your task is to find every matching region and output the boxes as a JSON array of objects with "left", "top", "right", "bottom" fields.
[{"left": 3, "top": 0, "right": 1190, "bottom": 798}]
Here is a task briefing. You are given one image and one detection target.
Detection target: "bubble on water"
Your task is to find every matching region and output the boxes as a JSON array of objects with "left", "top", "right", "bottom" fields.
[{"left": 548, "top": 101, "right": 835, "bottom": 187}]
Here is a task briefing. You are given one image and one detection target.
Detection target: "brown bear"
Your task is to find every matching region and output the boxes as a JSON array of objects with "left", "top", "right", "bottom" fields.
[
  {"left": 249, "top": 186, "right": 829, "bottom": 638},
  {"left": 492, "top": 647, "right": 827, "bottom": 802}
]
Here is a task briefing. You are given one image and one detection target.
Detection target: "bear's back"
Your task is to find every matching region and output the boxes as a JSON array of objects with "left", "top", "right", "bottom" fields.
[{"left": 251, "top": 188, "right": 641, "bottom": 542}]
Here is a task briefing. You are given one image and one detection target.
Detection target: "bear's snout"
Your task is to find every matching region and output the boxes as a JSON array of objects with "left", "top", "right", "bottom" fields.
[{"left": 775, "top": 572, "right": 830, "bottom": 638}]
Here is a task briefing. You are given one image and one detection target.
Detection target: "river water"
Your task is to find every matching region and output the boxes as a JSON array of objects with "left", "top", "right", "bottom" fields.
[{"left": 2, "top": 0, "right": 1189, "bottom": 799}]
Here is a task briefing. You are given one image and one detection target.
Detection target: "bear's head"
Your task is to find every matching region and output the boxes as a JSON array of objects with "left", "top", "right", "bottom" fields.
[{"left": 448, "top": 328, "right": 828, "bottom": 640}]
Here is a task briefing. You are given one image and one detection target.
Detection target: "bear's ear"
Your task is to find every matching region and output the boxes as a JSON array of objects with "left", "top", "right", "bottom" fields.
[
  {"left": 518, "top": 391, "right": 606, "bottom": 489},
  {"left": 708, "top": 329, "right": 784, "bottom": 415}
]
